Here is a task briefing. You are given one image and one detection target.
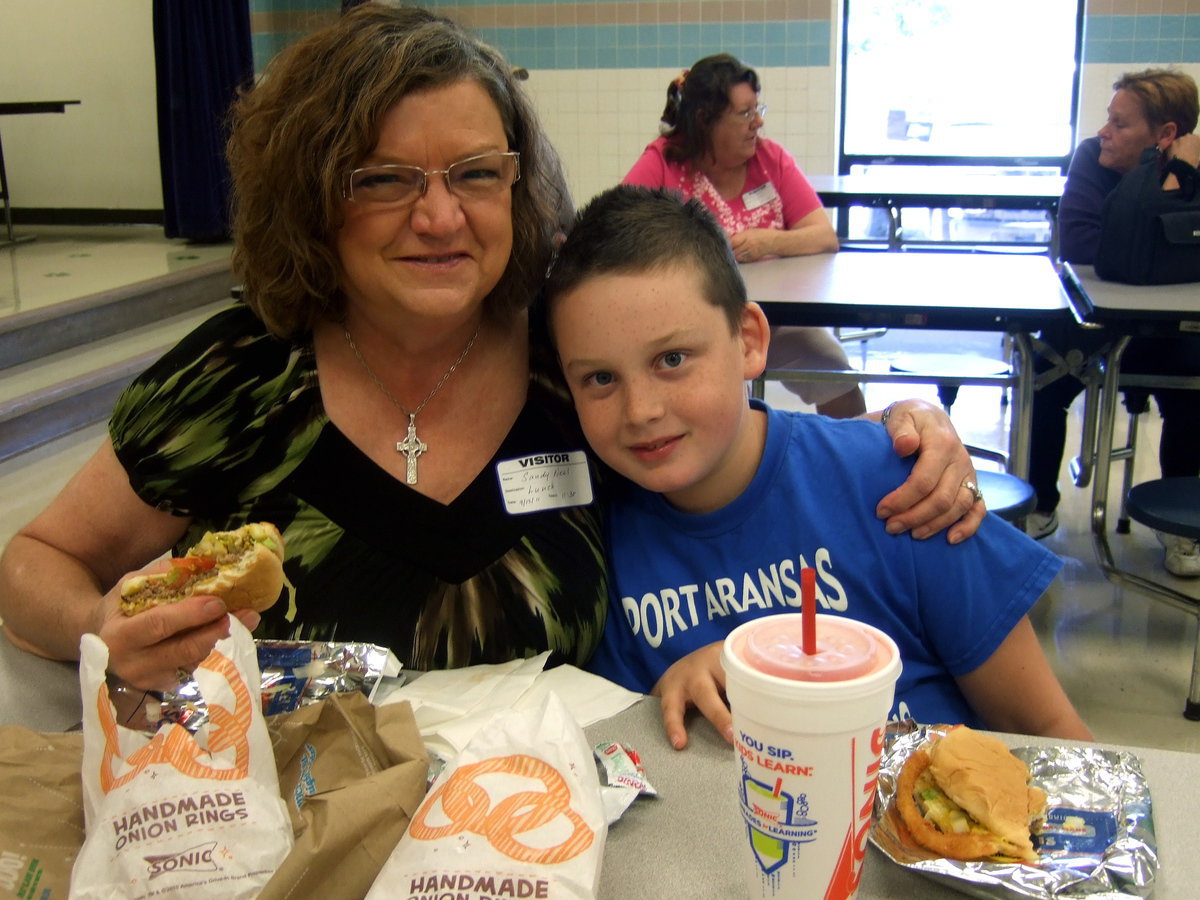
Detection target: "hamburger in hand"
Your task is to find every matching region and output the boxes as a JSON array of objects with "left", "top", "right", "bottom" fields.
[
  {"left": 896, "top": 725, "right": 1047, "bottom": 864},
  {"left": 120, "top": 523, "right": 285, "bottom": 616}
]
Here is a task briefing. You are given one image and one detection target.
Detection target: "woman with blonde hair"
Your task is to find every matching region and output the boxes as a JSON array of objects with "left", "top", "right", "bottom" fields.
[{"left": 1030, "top": 68, "right": 1200, "bottom": 576}]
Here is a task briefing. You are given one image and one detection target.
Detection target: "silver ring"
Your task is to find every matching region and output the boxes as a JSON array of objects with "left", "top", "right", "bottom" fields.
[{"left": 961, "top": 480, "right": 984, "bottom": 504}]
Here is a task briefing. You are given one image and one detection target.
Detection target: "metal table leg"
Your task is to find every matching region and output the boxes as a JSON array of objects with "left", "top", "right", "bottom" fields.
[{"left": 1089, "top": 335, "right": 1200, "bottom": 720}]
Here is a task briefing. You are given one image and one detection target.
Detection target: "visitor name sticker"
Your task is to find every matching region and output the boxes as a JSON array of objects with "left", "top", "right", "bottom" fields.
[{"left": 497, "top": 451, "right": 593, "bottom": 514}]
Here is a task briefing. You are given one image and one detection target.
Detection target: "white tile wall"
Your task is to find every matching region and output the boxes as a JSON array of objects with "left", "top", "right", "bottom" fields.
[
  {"left": 525, "top": 66, "right": 840, "bottom": 207},
  {"left": 529, "top": 61, "right": 1200, "bottom": 209}
]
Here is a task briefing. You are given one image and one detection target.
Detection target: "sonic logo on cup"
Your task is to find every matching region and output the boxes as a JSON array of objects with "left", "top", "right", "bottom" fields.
[
  {"left": 735, "top": 726, "right": 887, "bottom": 897},
  {"left": 738, "top": 768, "right": 818, "bottom": 874}
]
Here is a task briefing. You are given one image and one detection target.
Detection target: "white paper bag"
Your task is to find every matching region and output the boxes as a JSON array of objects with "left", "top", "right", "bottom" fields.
[
  {"left": 71, "top": 618, "right": 293, "bottom": 899},
  {"left": 366, "top": 691, "right": 607, "bottom": 900}
]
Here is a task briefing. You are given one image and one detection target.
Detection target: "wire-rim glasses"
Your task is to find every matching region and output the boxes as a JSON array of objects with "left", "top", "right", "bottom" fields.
[
  {"left": 730, "top": 103, "right": 767, "bottom": 123},
  {"left": 344, "top": 151, "right": 521, "bottom": 205}
]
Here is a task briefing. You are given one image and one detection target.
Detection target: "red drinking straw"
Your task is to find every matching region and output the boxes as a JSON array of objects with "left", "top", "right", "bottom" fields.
[{"left": 801, "top": 566, "right": 816, "bottom": 656}]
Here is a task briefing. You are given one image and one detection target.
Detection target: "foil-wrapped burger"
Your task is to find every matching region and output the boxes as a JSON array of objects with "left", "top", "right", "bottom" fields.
[{"left": 897, "top": 725, "right": 1046, "bottom": 863}]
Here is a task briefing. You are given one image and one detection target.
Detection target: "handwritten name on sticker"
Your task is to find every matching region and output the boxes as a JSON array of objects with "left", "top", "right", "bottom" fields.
[{"left": 497, "top": 451, "right": 593, "bottom": 515}]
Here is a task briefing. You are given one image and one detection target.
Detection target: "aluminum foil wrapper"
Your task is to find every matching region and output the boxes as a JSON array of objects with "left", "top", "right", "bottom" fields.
[
  {"left": 871, "top": 723, "right": 1157, "bottom": 899},
  {"left": 138, "top": 639, "right": 402, "bottom": 732}
]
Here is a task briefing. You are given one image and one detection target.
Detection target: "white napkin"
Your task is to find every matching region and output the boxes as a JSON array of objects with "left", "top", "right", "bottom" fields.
[{"left": 375, "top": 652, "right": 642, "bottom": 760}]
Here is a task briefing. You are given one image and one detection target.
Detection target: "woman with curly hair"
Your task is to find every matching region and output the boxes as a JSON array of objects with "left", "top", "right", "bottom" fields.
[{"left": 0, "top": 8, "right": 978, "bottom": 690}]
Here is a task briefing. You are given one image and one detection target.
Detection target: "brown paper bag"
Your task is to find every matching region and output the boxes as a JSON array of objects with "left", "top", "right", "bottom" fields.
[
  {"left": 261, "top": 691, "right": 429, "bottom": 899},
  {"left": 0, "top": 728, "right": 84, "bottom": 899},
  {"left": 0, "top": 691, "right": 427, "bottom": 900}
]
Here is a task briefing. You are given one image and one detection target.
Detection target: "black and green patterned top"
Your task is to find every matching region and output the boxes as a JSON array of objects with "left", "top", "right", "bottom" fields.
[{"left": 110, "top": 303, "right": 608, "bottom": 670}]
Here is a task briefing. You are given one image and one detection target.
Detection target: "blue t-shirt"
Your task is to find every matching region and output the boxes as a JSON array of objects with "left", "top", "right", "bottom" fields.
[{"left": 587, "top": 402, "right": 1062, "bottom": 728}]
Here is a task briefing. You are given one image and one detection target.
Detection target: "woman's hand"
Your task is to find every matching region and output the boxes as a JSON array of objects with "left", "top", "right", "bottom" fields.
[
  {"left": 652, "top": 642, "right": 732, "bottom": 750},
  {"left": 1164, "top": 133, "right": 1200, "bottom": 191},
  {"left": 874, "top": 398, "right": 985, "bottom": 544},
  {"left": 729, "top": 228, "right": 779, "bottom": 263},
  {"left": 730, "top": 208, "right": 839, "bottom": 261},
  {"left": 95, "top": 562, "right": 260, "bottom": 691},
  {"left": 1166, "top": 132, "right": 1200, "bottom": 169}
]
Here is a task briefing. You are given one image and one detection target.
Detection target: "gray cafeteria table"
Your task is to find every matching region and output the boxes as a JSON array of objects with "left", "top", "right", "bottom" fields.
[
  {"left": 0, "top": 100, "right": 81, "bottom": 246},
  {"left": 590, "top": 696, "right": 1194, "bottom": 899},
  {"left": 808, "top": 172, "right": 1066, "bottom": 252},
  {"left": 2, "top": 635, "right": 1195, "bottom": 897},
  {"left": 739, "top": 251, "right": 1073, "bottom": 480}
]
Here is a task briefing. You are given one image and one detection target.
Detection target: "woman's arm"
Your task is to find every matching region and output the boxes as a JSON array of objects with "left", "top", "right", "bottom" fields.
[
  {"left": 730, "top": 207, "right": 840, "bottom": 260},
  {"left": 1058, "top": 138, "right": 1121, "bottom": 265},
  {"left": 956, "top": 615, "right": 1093, "bottom": 741},
  {"left": 0, "top": 439, "right": 252, "bottom": 689}
]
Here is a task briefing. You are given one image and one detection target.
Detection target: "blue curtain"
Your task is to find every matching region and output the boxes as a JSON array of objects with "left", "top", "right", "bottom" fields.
[{"left": 152, "top": 0, "right": 253, "bottom": 241}]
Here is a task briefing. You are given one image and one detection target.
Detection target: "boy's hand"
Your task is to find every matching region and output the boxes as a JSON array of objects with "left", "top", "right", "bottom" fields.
[
  {"left": 651, "top": 642, "right": 733, "bottom": 750},
  {"left": 874, "top": 398, "right": 985, "bottom": 544}
]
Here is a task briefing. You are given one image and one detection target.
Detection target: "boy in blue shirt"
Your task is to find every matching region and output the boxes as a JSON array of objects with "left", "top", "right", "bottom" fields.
[{"left": 544, "top": 186, "right": 1092, "bottom": 748}]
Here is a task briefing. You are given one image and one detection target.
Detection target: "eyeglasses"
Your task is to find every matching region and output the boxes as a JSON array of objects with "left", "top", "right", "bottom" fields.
[
  {"left": 344, "top": 152, "right": 521, "bottom": 205},
  {"left": 730, "top": 104, "right": 767, "bottom": 123}
]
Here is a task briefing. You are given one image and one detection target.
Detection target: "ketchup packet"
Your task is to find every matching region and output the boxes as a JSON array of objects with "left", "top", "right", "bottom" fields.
[
  {"left": 71, "top": 618, "right": 293, "bottom": 899},
  {"left": 365, "top": 691, "right": 607, "bottom": 899}
]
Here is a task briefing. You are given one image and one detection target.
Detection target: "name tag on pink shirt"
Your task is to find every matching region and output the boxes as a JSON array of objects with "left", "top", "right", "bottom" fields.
[{"left": 742, "top": 182, "right": 778, "bottom": 211}]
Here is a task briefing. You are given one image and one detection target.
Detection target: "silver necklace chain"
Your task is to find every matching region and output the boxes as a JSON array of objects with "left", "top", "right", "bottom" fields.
[{"left": 343, "top": 324, "right": 480, "bottom": 484}]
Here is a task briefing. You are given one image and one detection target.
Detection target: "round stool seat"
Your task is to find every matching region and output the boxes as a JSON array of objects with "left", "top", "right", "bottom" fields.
[
  {"left": 889, "top": 353, "right": 1011, "bottom": 379},
  {"left": 975, "top": 470, "right": 1037, "bottom": 523},
  {"left": 889, "top": 354, "right": 1011, "bottom": 409},
  {"left": 1126, "top": 478, "right": 1200, "bottom": 539}
]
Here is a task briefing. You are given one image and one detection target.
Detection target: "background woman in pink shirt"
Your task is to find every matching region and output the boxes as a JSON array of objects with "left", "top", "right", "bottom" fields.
[{"left": 623, "top": 53, "right": 865, "bottom": 419}]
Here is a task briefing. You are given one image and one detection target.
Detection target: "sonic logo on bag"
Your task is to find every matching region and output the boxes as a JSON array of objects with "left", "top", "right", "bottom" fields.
[
  {"left": 144, "top": 841, "right": 220, "bottom": 879},
  {"left": 409, "top": 754, "right": 595, "bottom": 864},
  {"left": 95, "top": 649, "right": 253, "bottom": 792}
]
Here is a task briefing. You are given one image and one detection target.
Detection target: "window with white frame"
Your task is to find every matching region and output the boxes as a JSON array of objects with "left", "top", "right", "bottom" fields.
[{"left": 838, "top": 0, "right": 1084, "bottom": 246}]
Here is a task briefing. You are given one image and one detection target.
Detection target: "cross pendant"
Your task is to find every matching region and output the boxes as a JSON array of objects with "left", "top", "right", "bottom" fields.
[{"left": 395, "top": 414, "right": 427, "bottom": 485}]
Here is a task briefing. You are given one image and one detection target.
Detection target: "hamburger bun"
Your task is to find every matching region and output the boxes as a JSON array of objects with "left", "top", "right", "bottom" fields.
[
  {"left": 896, "top": 725, "right": 1046, "bottom": 864},
  {"left": 120, "top": 522, "right": 285, "bottom": 616}
]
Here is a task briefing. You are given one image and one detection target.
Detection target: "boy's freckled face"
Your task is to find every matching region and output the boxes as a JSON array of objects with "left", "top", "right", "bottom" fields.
[{"left": 552, "top": 265, "right": 766, "bottom": 514}]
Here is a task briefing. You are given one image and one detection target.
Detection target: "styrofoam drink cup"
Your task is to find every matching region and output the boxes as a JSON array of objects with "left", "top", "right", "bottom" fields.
[{"left": 722, "top": 614, "right": 901, "bottom": 900}]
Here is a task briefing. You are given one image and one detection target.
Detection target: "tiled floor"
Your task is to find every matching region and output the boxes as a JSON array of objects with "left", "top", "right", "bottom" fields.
[
  {"left": 0, "top": 225, "right": 231, "bottom": 316},
  {"left": 1, "top": 229, "right": 1198, "bottom": 754}
]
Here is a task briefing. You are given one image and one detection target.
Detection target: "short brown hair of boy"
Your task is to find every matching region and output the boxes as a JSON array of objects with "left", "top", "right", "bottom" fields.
[
  {"left": 544, "top": 186, "right": 748, "bottom": 335},
  {"left": 1113, "top": 68, "right": 1199, "bottom": 136},
  {"left": 226, "top": 4, "right": 570, "bottom": 341}
]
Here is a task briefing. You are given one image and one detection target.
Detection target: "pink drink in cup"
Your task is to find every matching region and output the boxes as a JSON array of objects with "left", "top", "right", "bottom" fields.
[{"left": 722, "top": 614, "right": 901, "bottom": 900}]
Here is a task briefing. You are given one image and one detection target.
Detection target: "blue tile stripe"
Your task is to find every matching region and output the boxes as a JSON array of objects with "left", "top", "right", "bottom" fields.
[
  {"left": 249, "top": 8, "right": 1200, "bottom": 74},
  {"left": 1084, "top": 15, "right": 1200, "bottom": 64},
  {"left": 477, "top": 20, "right": 830, "bottom": 70}
]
